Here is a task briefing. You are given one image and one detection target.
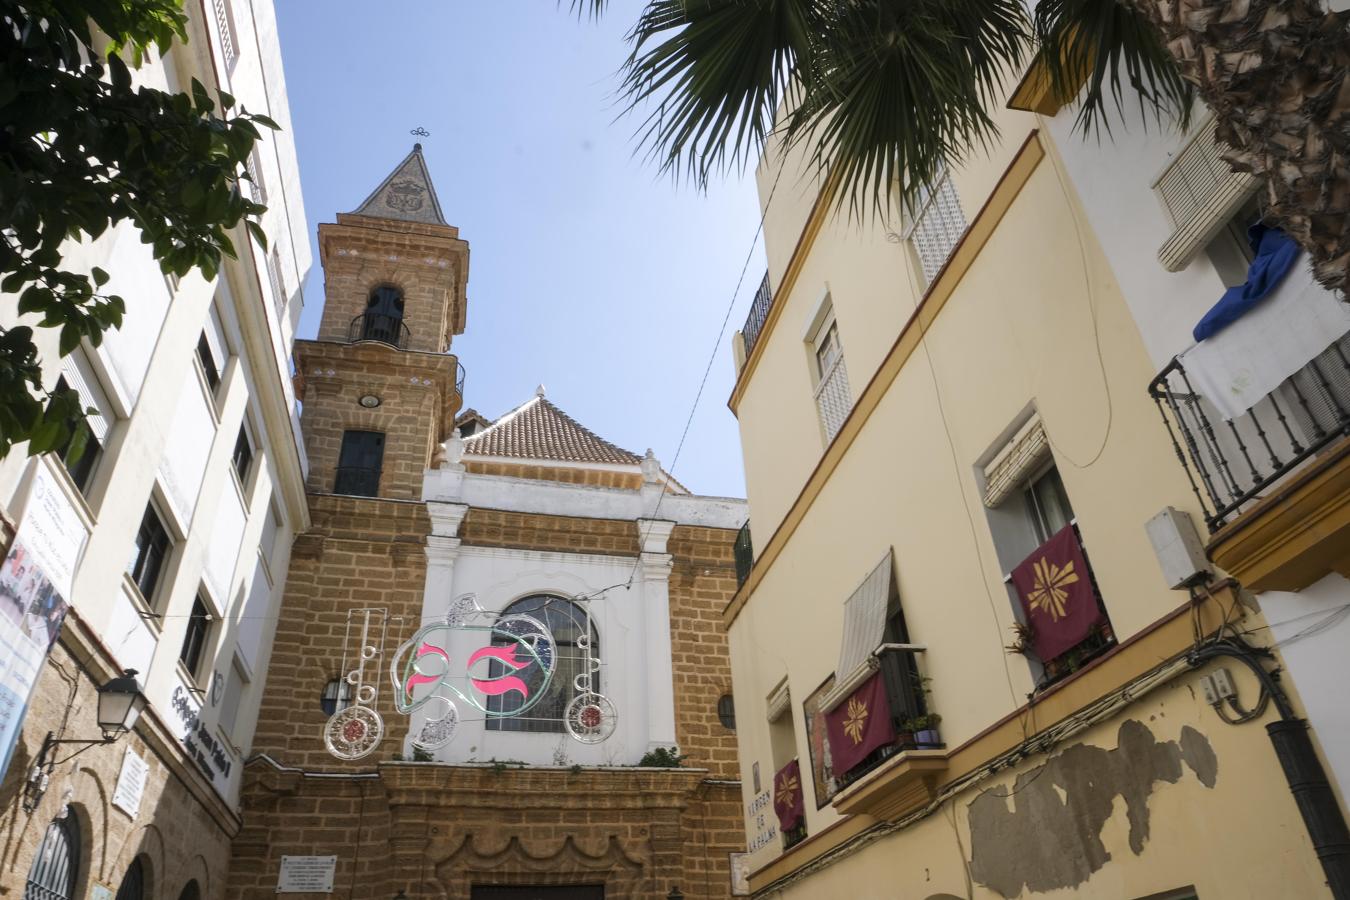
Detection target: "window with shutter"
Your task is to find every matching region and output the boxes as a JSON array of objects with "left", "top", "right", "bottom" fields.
[{"left": 334, "top": 431, "right": 384, "bottom": 496}]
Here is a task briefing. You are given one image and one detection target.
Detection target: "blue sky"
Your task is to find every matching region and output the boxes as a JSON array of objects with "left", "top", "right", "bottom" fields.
[{"left": 274, "top": 1, "right": 765, "bottom": 499}]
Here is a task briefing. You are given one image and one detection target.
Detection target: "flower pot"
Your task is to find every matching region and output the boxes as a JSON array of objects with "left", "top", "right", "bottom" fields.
[
  {"left": 915, "top": 729, "right": 941, "bottom": 748},
  {"left": 896, "top": 732, "right": 915, "bottom": 749}
]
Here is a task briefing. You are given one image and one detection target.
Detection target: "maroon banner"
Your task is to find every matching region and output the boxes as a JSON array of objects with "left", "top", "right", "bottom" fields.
[
  {"left": 1010, "top": 524, "right": 1104, "bottom": 662},
  {"left": 824, "top": 671, "right": 896, "bottom": 775},
  {"left": 773, "top": 759, "right": 805, "bottom": 831}
]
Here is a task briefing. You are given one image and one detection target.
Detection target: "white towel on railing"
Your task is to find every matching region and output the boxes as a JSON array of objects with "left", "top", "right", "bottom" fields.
[{"left": 1178, "top": 261, "right": 1350, "bottom": 420}]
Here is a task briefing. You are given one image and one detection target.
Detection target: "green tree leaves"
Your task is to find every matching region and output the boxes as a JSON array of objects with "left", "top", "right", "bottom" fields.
[{"left": 0, "top": 0, "right": 273, "bottom": 461}]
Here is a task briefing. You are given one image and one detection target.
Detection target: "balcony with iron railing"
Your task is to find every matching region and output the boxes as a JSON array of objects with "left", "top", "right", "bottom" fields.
[
  {"left": 740, "top": 272, "right": 773, "bottom": 362},
  {"left": 1149, "top": 337, "right": 1350, "bottom": 589},
  {"left": 348, "top": 312, "right": 412, "bottom": 349},
  {"left": 1150, "top": 343, "right": 1350, "bottom": 531},
  {"left": 734, "top": 522, "right": 753, "bottom": 588}
]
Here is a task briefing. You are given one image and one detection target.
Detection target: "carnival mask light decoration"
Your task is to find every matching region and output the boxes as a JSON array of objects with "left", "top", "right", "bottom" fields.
[{"left": 388, "top": 594, "right": 558, "bottom": 752}]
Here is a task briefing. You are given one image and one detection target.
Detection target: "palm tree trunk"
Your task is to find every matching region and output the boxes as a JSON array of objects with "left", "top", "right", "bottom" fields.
[{"left": 1128, "top": 0, "right": 1350, "bottom": 294}]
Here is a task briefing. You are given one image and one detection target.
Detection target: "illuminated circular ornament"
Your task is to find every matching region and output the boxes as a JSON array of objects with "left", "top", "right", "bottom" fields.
[
  {"left": 324, "top": 706, "right": 384, "bottom": 760},
  {"left": 565, "top": 693, "right": 617, "bottom": 744}
]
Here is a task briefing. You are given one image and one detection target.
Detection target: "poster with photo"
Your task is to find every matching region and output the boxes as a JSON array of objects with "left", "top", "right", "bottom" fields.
[
  {"left": 803, "top": 674, "right": 838, "bottom": 808},
  {"left": 0, "top": 464, "right": 84, "bottom": 781}
]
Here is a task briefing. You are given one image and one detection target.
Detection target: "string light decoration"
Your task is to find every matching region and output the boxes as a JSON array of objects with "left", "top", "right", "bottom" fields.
[{"left": 323, "top": 594, "right": 620, "bottom": 760}]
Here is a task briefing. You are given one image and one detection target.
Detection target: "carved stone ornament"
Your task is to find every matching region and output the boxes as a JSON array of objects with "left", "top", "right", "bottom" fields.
[{"left": 385, "top": 178, "right": 426, "bottom": 213}]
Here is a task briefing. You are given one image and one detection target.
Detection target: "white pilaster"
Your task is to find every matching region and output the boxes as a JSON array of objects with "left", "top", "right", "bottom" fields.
[
  {"left": 638, "top": 518, "right": 678, "bottom": 750},
  {"left": 424, "top": 502, "right": 469, "bottom": 608}
]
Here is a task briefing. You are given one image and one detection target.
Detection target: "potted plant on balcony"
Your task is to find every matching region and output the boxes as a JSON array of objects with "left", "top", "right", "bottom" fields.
[
  {"left": 912, "top": 714, "right": 943, "bottom": 749},
  {"left": 1005, "top": 621, "right": 1036, "bottom": 657},
  {"left": 895, "top": 718, "right": 917, "bottom": 750}
]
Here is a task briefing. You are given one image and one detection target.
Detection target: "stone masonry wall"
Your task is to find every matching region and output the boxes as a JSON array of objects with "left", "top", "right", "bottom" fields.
[
  {"left": 668, "top": 526, "right": 741, "bottom": 781},
  {"left": 459, "top": 508, "right": 640, "bottom": 558},
  {"left": 228, "top": 762, "right": 742, "bottom": 900},
  {"left": 314, "top": 217, "right": 466, "bottom": 355},
  {"left": 249, "top": 493, "right": 430, "bottom": 771},
  {"left": 0, "top": 641, "right": 235, "bottom": 900},
  {"left": 295, "top": 344, "right": 459, "bottom": 501}
]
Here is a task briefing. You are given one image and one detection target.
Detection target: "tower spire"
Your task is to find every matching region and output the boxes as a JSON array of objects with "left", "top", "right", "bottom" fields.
[{"left": 348, "top": 144, "right": 447, "bottom": 226}]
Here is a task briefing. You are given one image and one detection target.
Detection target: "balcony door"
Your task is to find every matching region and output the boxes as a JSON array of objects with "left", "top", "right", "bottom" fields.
[{"left": 334, "top": 430, "right": 385, "bottom": 497}]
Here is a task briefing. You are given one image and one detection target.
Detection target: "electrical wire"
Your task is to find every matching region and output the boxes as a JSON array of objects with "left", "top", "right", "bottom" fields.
[{"left": 625, "top": 158, "right": 787, "bottom": 590}]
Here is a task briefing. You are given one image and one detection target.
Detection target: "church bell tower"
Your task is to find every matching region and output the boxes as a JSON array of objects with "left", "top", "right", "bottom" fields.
[{"left": 296, "top": 144, "right": 469, "bottom": 501}]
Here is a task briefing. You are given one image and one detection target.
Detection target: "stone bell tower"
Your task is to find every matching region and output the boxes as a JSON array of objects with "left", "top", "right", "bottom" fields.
[
  {"left": 295, "top": 143, "right": 469, "bottom": 501},
  {"left": 244, "top": 146, "right": 470, "bottom": 775}
]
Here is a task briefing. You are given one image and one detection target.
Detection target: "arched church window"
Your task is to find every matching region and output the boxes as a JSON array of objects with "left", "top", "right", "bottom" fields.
[
  {"left": 24, "top": 815, "right": 80, "bottom": 900},
  {"left": 486, "top": 594, "right": 597, "bottom": 734},
  {"left": 358, "top": 285, "right": 406, "bottom": 346}
]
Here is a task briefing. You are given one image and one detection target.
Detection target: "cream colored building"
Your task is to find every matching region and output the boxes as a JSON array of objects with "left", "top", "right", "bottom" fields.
[
  {"left": 0, "top": 1, "right": 310, "bottom": 897},
  {"left": 723, "top": 66, "right": 1350, "bottom": 899}
]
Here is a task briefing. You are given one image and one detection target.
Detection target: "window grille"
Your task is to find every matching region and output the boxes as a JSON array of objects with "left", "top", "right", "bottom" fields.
[
  {"left": 904, "top": 170, "right": 967, "bottom": 286},
  {"left": 24, "top": 817, "right": 79, "bottom": 900},
  {"left": 814, "top": 357, "right": 852, "bottom": 445},
  {"left": 212, "top": 0, "right": 238, "bottom": 69},
  {"left": 268, "top": 248, "right": 286, "bottom": 314},
  {"left": 114, "top": 856, "right": 146, "bottom": 900},
  {"left": 245, "top": 150, "right": 266, "bottom": 205}
]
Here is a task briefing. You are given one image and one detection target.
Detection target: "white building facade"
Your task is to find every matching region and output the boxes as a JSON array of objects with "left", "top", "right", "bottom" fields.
[{"left": 0, "top": 0, "right": 310, "bottom": 897}]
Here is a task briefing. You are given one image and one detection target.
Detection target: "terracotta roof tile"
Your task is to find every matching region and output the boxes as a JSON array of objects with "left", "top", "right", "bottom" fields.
[{"left": 463, "top": 392, "right": 641, "bottom": 465}]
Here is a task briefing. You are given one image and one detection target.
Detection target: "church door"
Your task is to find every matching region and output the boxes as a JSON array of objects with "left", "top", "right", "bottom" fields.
[{"left": 470, "top": 886, "right": 604, "bottom": 900}]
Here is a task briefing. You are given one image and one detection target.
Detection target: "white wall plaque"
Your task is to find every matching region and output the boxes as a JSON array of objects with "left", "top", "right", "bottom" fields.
[
  {"left": 111, "top": 748, "right": 149, "bottom": 818},
  {"left": 277, "top": 855, "right": 337, "bottom": 893}
]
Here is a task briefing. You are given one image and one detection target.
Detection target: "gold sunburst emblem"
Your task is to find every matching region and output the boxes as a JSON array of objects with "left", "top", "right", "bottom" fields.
[
  {"left": 843, "top": 696, "right": 869, "bottom": 745},
  {"left": 1026, "top": 556, "right": 1080, "bottom": 621},
  {"left": 776, "top": 772, "right": 799, "bottom": 809}
]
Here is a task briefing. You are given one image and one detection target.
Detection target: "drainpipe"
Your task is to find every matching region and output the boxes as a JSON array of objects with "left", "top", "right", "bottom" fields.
[{"left": 1189, "top": 640, "right": 1350, "bottom": 899}]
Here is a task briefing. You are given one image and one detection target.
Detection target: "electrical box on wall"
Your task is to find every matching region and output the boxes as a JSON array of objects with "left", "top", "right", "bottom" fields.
[{"left": 1145, "top": 506, "right": 1212, "bottom": 589}]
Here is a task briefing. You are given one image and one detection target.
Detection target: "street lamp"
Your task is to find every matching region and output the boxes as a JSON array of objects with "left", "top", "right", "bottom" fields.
[
  {"left": 96, "top": 669, "right": 149, "bottom": 739},
  {"left": 23, "top": 669, "right": 148, "bottom": 812}
]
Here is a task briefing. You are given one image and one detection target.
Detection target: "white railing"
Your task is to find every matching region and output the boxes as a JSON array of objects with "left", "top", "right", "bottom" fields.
[
  {"left": 815, "top": 357, "right": 852, "bottom": 444},
  {"left": 904, "top": 170, "right": 967, "bottom": 286}
]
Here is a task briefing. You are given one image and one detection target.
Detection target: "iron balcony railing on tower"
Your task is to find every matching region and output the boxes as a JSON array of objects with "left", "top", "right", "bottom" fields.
[
  {"left": 1149, "top": 338, "right": 1350, "bottom": 531},
  {"left": 348, "top": 312, "right": 411, "bottom": 349},
  {"left": 740, "top": 272, "right": 773, "bottom": 360}
]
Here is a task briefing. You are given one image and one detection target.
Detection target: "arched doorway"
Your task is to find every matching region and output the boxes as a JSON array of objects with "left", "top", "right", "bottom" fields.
[
  {"left": 177, "top": 879, "right": 201, "bottom": 900},
  {"left": 24, "top": 816, "right": 80, "bottom": 900},
  {"left": 114, "top": 857, "right": 147, "bottom": 900}
]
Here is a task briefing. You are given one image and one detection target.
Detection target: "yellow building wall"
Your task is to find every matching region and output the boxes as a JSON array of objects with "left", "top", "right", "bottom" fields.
[
  {"left": 727, "top": 119, "right": 1259, "bottom": 890},
  {"left": 757, "top": 666, "right": 1328, "bottom": 899}
]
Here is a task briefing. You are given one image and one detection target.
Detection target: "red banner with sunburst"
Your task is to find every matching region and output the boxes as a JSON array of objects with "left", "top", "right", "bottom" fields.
[
  {"left": 824, "top": 671, "right": 895, "bottom": 775},
  {"left": 1010, "top": 524, "right": 1103, "bottom": 662},
  {"left": 773, "top": 759, "right": 805, "bottom": 831}
]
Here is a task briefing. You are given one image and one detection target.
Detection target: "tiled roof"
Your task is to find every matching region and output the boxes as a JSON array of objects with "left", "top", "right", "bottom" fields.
[{"left": 463, "top": 390, "right": 642, "bottom": 465}]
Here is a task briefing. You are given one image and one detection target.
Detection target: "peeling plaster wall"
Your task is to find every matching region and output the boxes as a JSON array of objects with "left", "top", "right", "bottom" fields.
[
  {"left": 967, "top": 720, "right": 1216, "bottom": 897},
  {"left": 756, "top": 675, "right": 1331, "bottom": 900}
]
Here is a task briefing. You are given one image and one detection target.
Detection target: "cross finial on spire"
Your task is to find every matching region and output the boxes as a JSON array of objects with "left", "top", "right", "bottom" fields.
[{"left": 535, "top": 384, "right": 547, "bottom": 398}]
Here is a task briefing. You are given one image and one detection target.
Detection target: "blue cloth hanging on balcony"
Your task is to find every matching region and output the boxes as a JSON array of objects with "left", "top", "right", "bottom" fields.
[{"left": 1193, "top": 223, "right": 1301, "bottom": 342}]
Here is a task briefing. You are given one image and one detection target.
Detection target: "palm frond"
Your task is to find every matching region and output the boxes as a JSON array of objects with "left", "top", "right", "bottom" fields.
[
  {"left": 1033, "top": 0, "right": 1194, "bottom": 136},
  {"left": 618, "top": 0, "right": 821, "bottom": 186},
  {"left": 788, "top": 0, "right": 1028, "bottom": 218},
  {"left": 568, "top": 0, "right": 608, "bottom": 19}
]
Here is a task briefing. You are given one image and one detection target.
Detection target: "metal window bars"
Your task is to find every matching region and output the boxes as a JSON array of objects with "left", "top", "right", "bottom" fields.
[
  {"left": 814, "top": 356, "right": 852, "bottom": 444},
  {"left": 1148, "top": 336, "right": 1350, "bottom": 531},
  {"left": 212, "top": 0, "right": 238, "bottom": 70},
  {"left": 902, "top": 168, "right": 968, "bottom": 286}
]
